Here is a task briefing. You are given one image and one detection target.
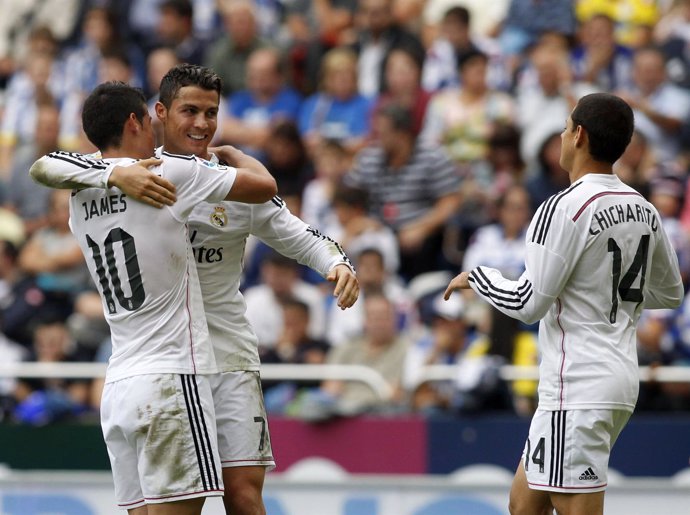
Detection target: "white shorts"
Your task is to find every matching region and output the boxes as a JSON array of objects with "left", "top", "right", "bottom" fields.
[
  {"left": 101, "top": 374, "right": 223, "bottom": 509},
  {"left": 209, "top": 371, "right": 275, "bottom": 470},
  {"left": 521, "top": 408, "right": 631, "bottom": 493}
]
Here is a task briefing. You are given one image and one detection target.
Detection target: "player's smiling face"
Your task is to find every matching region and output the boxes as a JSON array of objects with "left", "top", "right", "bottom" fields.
[{"left": 158, "top": 85, "right": 219, "bottom": 157}]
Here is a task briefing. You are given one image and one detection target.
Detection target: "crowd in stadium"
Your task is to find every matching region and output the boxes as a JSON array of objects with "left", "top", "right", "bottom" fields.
[{"left": 1, "top": 0, "right": 690, "bottom": 425}]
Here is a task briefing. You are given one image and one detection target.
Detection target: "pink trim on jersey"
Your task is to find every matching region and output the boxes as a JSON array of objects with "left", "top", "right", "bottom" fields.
[
  {"left": 528, "top": 481, "right": 607, "bottom": 491},
  {"left": 556, "top": 298, "right": 566, "bottom": 410},
  {"left": 184, "top": 223, "right": 197, "bottom": 373},
  {"left": 118, "top": 498, "right": 145, "bottom": 507},
  {"left": 571, "top": 191, "right": 643, "bottom": 222},
  {"left": 221, "top": 457, "right": 275, "bottom": 464},
  {"left": 144, "top": 488, "right": 224, "bottom": 501}
]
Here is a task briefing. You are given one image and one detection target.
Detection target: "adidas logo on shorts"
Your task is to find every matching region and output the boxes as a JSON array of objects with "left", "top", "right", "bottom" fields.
[{"left": 579, "top": 467, "right": 599, "bottom": 481}]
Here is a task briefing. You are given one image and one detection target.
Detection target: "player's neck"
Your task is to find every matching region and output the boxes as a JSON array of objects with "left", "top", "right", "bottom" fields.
[
  {"left": 101, "top": 147, "right": 148, "bottom": 159},
  {"left": 569, "top": 157, "right": 613, "bottom": 183}
]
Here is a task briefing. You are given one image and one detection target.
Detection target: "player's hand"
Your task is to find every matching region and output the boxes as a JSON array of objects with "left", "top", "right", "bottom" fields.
[
  {"left": 109, "top": 158, "right": 175, "bottom": 208},
  {"left": 209, "top": 145, "right": 245, "bottom": 166},
  {"left": 443, "top": 272, "right": 471, "bottom": 300},
  {"left": 327, "top": 264, "right": 359, "bottom": 310}
]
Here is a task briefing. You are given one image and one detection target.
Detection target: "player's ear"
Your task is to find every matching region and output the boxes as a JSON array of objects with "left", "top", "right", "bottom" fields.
[
  {"left": 154, "top": 101, "right": 167, "bottom": 122},
  {"left": 574, "top": 124, "right": 587, "bottom": 148}
]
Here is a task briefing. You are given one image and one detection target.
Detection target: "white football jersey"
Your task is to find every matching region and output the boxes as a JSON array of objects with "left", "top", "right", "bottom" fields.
[
  {"left": 468, "top": 174, "right": 683, "bottom": 411},
  {"left": 31, "top": 149, "right": 354, "bottom": 373},
  {"left": 34, "top": 152, "right": 237, "bottom": 382}
]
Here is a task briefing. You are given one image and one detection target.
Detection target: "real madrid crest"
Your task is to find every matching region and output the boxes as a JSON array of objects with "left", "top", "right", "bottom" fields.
[{"left": 210, "top": 206, "right": 228, "bottom": 227}]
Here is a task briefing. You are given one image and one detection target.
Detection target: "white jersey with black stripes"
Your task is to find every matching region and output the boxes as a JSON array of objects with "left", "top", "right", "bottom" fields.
[
  {"left": 31, "top": 148, "right": 354, "bottom": 373},
  {"left": 62, "top": 154, "right": 237, "bottom": 383},
  {"left": 468, "top": 173, "right": 683, "bottom": 411},
  {"left": 176, "top": 149, "right": 353, "bottom": 372}
]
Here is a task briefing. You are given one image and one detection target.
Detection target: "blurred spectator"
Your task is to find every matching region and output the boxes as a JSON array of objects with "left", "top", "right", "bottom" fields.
[
  {"left": 372, "top": 45, "right": 430, "bottom": 137},
  {"left": 402, "top": 292, "right": 509, "bottom": 415},
  {"left": 649, "top": 172, "right": 690, "bottom": 283},
  {"left": 576, "top": 0, "right": 659, "bottom": 48},
  {"left": 155, "top": 0, "right": 206, "bottom": 65},
  {"left": 222, "top": 47, "right": 302, "bottom": 159},
  {"left": 301, "top": 139, "right": 352, "bottom": 234},
  {"left": 17, "top": 189, "right": 90, "bottom": 309},
  {"left": 3, "top": 102, "right": 59, "bottom": 235},
  {"left": 0, "top": 0, "right": 81, "bottom": 84},
  {"left": 516, "top": 42, "right": 598, "bottom": 170},
  {"left": 263, "top": 120, "right": 313, "bottom": 209},
  {"left": 524, "top": 131, "right": 570, "bottom": 211},
  {"left": 421, "top": 50, "right": 515, "bottom": 172},
  {"left": 298, "top": 292, "right": 410, "bottom": 420},
  {"left": 261, "top": 297, "right": 331, "bottom": 413},
  {"left": 330, "top": 184, "right": 400, "bottom": 275},
  {"left": 0, "top": 50, "right": 60, "bottom": 177},
  {"left": 298, "top": 47, "right": 373, "bottom": 155},
  {"left": 285, "top": 0, "right": 357, "bottom": 94},
  {"left": 347, "top": 103, "right": 461, "bottom": 279},
  {"left": 422, "top": 0, "right": 509, "bottom": 44},
  {"left": 613, "top": 129, "right": 656, "bottom": 197},
  {"left": 571, "top": 14, "right": 635, "bottom": 91},
  {"left": 352, "top": 0, "right": 425, "bottom": 97},
  {"left": 326, "top": 247, "right": 413, "bottom": 347},
  {"left": 422, "top": 6, "right": 496, "bottom": 92},
  {"left": 498, "top": 0, "right": 576, "bottom": 76},
  {"left": 244, "top": 251, "right": 327, "bottom": 350},
  {"left": 617, "top": 45, "right": 690, "bottom": 163},
  {"left": 13, "top": 316, "right": 90, "bottom": 425},
  {"left": 204, "top": 0, "right": 268, "bottom": 96},
  {"left": 0, "top": 327, "right": 26, "bottom": 421}
]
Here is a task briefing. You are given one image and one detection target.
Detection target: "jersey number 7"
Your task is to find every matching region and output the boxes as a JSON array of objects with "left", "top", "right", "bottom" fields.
[
  {"left": 607, "top": 235, "right": 650, "bottom": 324},
  {"left": 86, "top": 227, "right": 146, "bottom": 314}
]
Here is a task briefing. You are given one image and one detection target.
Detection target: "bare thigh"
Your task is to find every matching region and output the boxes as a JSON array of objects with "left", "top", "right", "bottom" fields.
[
  {"left": 509, "top": 462, "right": 553, "bottom": 515},
  {"left": 222, "top": 465, "right": 266, "bottom": 515},
  {"left": 147, "top": 497, "right": 206, "bottom": 515},
  {"left": 550, "top": 490, "right": 604, "bottom": 515}
]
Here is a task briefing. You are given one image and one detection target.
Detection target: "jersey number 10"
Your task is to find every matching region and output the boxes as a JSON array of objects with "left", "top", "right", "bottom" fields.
[
  {"left": 86, "top": 227, "right": 146, "bottom": 314},
  {"left": 607, "top": 235, "right": 650, "bottom": 324}
]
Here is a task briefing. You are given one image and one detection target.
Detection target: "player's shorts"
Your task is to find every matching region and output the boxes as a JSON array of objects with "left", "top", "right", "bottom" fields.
[
  {"left": 521, "top": 408, "right": 631, "bottom": 494},
  {"left": 101, "top": 374, "right": 223, "bottom": 509},
  {"left": 209, "top": 370, "right": 275, "bottom": 470}
]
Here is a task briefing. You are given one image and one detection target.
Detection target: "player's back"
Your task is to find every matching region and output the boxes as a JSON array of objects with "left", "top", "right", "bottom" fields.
[
  {"left": 534, "top": 173, "right": 680, "bottom": 411},
  {"left": 69, "top": 155, "right": 236, "bottom": 382}
]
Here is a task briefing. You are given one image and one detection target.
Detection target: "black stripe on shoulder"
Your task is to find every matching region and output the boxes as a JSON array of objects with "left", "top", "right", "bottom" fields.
[
  {"left": 49, "top": 152, "right": 107, "bottom": 170},
  {"left": 533, "top": 182, "right": 583, "bottom": 245},
  {"left": 271, "top": 195, "right": 285, "bottom": 208},
  {"left": 162, "top": 151, "right": 196, "bottom": 161}
]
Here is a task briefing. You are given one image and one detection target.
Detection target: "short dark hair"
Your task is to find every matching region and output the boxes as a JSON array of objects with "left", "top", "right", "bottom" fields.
[
  {"left": 457, "top": 48, "right": 487, "bottom": 71},
  {"left": 333, "top": 184, "right": 369, "bottom": 210},
  {"left": 160, "top": 0, "right": 193, "bottom": 18},
  {"left": 444, "top": 6, "right": 470, "bottom": 26},
  {"left": 82, "top": 81, "right": 147, "bottom": 150},
  {"left": 570, "top": 93, "right": 634, "bottom": 164},
  {"left": 377, "top": 103, "right": 414, "bottom": 134},
  {"left": 158, "top": 64, "right": 222, "bottom": 108}
]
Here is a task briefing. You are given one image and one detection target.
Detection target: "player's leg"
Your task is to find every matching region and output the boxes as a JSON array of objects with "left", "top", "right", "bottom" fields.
[
  {"left": 146, "top": 497, "right": 206, "bottom": 515},
  {"left": 549, "top": 490, "right": 604, "bottom": 515},
  {"left": 211, "top": 371, "right": 275, "bottom": 515},
  {"left": 128, "top": 507, "right": 148, "bottom": 515},
  {"left": 222, "top": 466, "right": 267, "bottom": 515},
  {"left": 508, "top": 461, "right": 553, "bottom": 515}
]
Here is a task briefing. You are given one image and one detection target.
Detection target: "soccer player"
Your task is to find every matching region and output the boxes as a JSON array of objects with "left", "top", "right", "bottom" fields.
[
  {"left": 444, "top": 93, "right": 684, "bottom": 515},
  {"left": 31, "top": 64, "right": 359, "bottom": 515},
  {"left": 44, "top": 81, "right": 276, "bottom": 515}
]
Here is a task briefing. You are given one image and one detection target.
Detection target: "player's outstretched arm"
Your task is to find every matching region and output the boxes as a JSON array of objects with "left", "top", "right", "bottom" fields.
[
  {"left": 30, "top": 152, "right": 175, "bottom": 209},
  {"left": 327, "top": 264, "right": 359, "bottom": 310},
  {"left": 210, "top": 145, "right": 277, "bottom": 203}
]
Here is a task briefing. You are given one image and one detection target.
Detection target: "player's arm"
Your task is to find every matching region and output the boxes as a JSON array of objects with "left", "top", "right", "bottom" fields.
[
  {"left": 210, "top": 145, "right": 277, "bottom": 203},
  {"left": 445, "top": 206, "right": 579, "bottom": 325},
  {"left": 250, "top": 199, "right": 359, "bottom": 309},
  {"left": 644, "top": 227, "right": 684, "bottom": 309},
  {"left": 30, "top": 151, "right": 175, "bottom": 208}
]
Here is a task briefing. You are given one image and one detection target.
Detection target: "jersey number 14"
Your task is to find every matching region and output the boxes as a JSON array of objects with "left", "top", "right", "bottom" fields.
[
  {"left": 86, "top": 227, "right": 146, "bottom": 314},
  {"left": 607, "top": 235, "right": 649, "bottom": 324}
]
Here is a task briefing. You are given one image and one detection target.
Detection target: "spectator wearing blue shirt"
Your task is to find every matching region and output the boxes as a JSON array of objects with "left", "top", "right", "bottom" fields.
[
  {"left": 221, "top": 47, "right": 302, "bottom": 159},
  {"left": 298, "top": 47, "right": 373, "bottom": 156}
]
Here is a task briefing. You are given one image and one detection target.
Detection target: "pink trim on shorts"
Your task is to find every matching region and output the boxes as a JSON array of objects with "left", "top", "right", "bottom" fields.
[{"left": 528, "top": 481, "right": 607, "bottom": 492}]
